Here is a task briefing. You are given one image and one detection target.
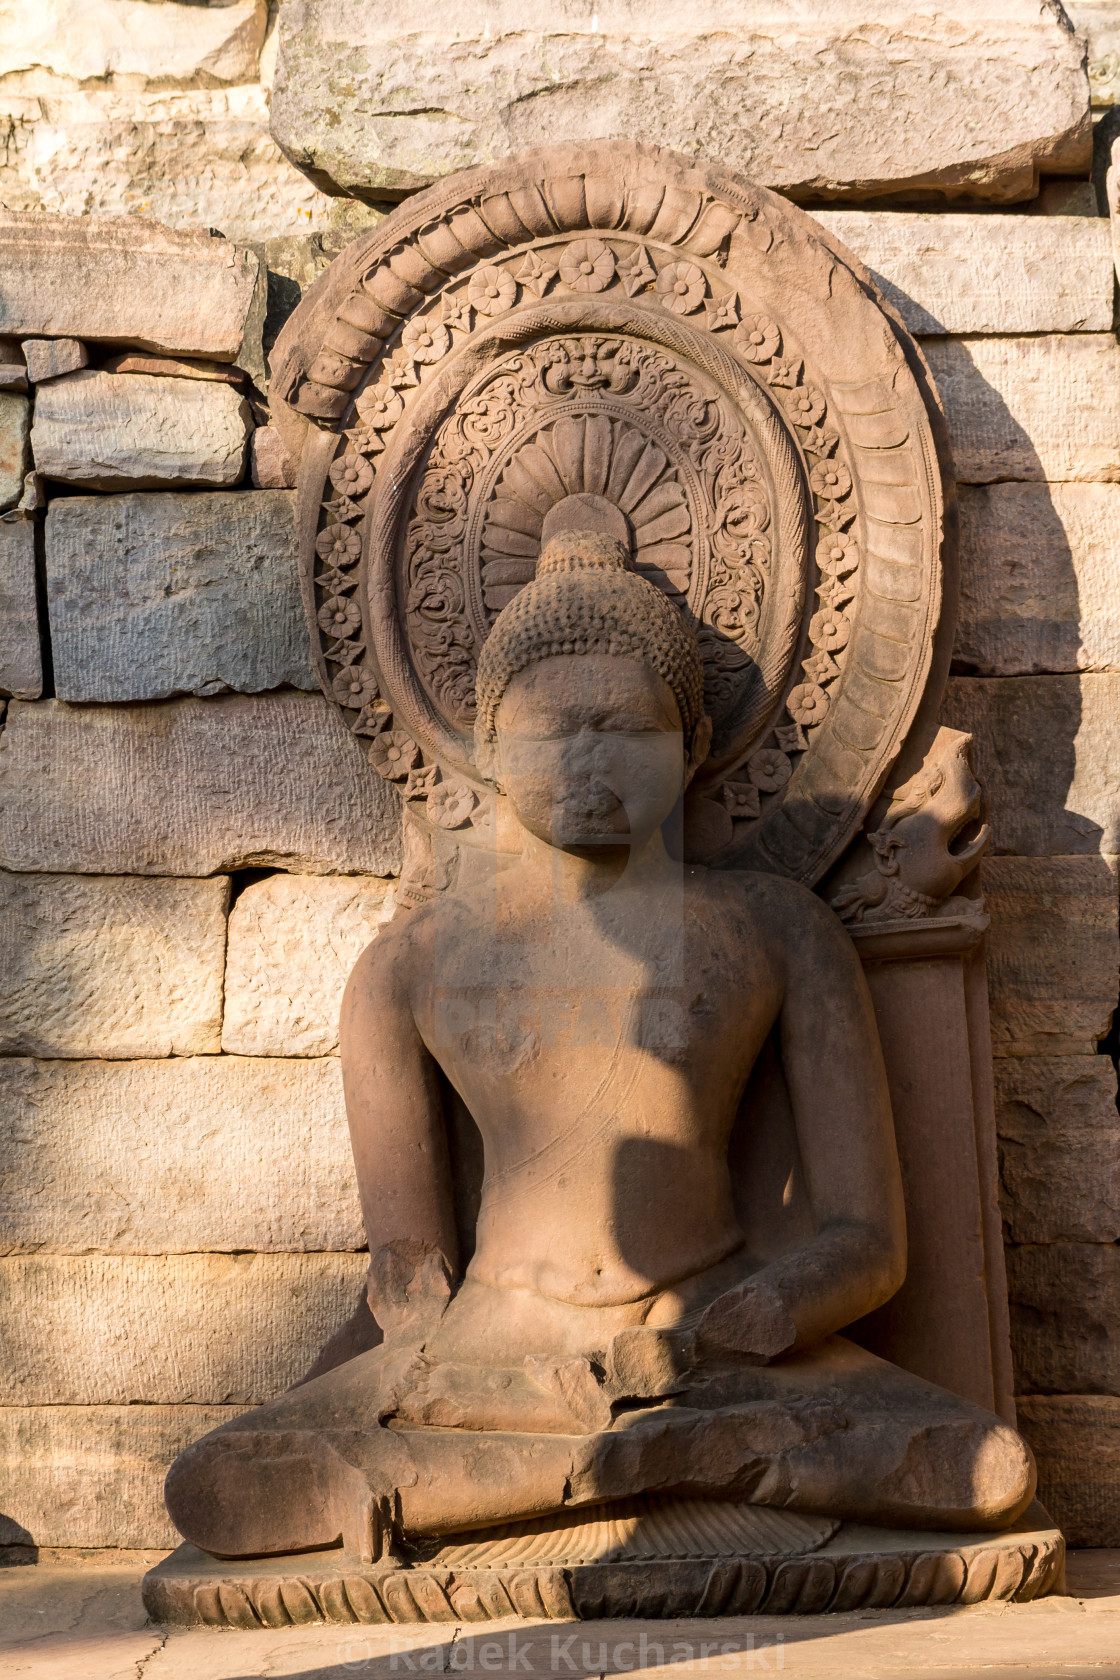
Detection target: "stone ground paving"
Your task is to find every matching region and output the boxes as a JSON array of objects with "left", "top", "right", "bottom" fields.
[{"left": 1, "top": 1552, "right": 1119, "bottom": 1680}]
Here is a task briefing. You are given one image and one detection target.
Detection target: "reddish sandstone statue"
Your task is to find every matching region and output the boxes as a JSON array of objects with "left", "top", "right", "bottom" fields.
[{"left": 165, "top": 523, "right": 1033, "bottom": 1561}]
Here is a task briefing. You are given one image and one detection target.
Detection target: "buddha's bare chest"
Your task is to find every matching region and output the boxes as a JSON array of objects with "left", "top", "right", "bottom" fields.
[{"left": 418, "top": 911, "right": 777, "bottom": 1135}]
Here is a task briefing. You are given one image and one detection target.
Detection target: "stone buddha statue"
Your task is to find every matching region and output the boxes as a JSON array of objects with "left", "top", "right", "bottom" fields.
[{"left": 165, "top": 516, "right": 1033, "bottom": 1564}]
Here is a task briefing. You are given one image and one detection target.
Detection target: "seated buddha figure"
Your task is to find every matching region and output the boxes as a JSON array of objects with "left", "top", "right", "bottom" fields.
[{"left": 165, "top": 521, "right": 1034, "bottom": 1562}]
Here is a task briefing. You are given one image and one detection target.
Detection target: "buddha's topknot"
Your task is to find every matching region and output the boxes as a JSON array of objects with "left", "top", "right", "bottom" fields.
[{"left": 474, "top": 531, "right": 707, "bottom": 748}]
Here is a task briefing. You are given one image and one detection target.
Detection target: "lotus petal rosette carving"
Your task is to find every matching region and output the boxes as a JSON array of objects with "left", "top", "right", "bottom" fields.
[{"left": 481, "top": 415, "right": 693, "bottom": 611}]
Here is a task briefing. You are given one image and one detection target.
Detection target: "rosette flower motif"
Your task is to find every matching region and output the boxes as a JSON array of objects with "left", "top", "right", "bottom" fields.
[
  {"left": 329, "top": 453, "right": 374, "bottom": 497},
  {"left": 468, "top": 266, "right": 517, "bottom": 316},
  {"left": 368, "top": 731, "right": 420, "bottom": 780},
  {"left": 809, "top": 607, "right": 852, "bottom": 654},
  {"left": 315, "top": 523, "right": 362, "bottom": 565},
  {"left": 705, "top": 292, "right": 739, "bottom": 331},
  {"left": 817, "top": 531, "right": 859, "bottom": 576},
  {"left": 787, "top": 682, "right": 830, "bottom": 727},
  {"left": 723, "top": 781, "right": 761, "bottom": 820},
  {"left": 809, "top": 461, "right": 853, "bottom": 502},
  {"left": 734, "top": 315, "right": 781, "bottom": 363},
  {"left": 559, "top": 239, "right": 617, "bottom": 293},
  {"left": 332, "top": 666, "right": 379, "bottom": 707},
  {"left": 515, "top": 250, "right": 559, "bottom": 298},
  {"left": 356, "top": 383, "right": 404, "bottom": 430},
  {"left": 317, "top": 596, "right": 362, "bottom": 636},
  {"left": 427, "top": 777, "right": 478, "bottom": 829},
  {"left": 747, "top": 748, "right": 792, "bottom": 793},
  {"left": 402, "top": 317, "right": 451, "bottom": 364},
  {"left": 404, "top": 764, "right": 438, "bottom": 800},
  {"left": 655, "top": 261, "right": 706, "bottom": 315},
  {"left": 617, "top": 246, "right": 656, "bottom": 296},
  {"left": 785, "top": 386, "right": 826, "bottom": 428}
]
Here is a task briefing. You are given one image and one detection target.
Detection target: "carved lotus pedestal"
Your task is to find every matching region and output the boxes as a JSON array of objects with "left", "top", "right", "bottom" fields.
[{"left": 143, "top": 1498, "right": 1063, "bottom": 1627}]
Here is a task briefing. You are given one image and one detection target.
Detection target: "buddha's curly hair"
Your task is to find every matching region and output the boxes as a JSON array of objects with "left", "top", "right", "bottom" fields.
[{"left": 474, "top": 532, "right": 706, "bottom": 746}]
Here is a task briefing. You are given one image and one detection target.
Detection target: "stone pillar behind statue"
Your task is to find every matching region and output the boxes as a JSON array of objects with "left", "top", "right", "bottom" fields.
[{"left": 850, "top": 915, "right": 1015, "bottom": 1424}]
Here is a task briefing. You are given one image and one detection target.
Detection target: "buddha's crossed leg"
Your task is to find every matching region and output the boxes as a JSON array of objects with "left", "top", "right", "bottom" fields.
[{"left": 165, "top": 1336, "right": 1034, "bottom": 1560}]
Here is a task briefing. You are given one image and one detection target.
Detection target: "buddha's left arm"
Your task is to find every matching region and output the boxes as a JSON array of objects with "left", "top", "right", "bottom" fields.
[{"left": 697, "top": 886, "right": 906, "bottom": 1362}]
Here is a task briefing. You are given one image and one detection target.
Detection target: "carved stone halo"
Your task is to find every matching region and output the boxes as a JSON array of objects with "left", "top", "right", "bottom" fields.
[
  {"left": 371, "top": 298, "right": 807, "bottom": 774},
  {"left": 272, "top": 140, "right": 951, "bottom": 887}
]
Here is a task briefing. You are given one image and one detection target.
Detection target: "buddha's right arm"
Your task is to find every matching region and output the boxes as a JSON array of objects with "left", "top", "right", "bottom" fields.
[{"left": 339, "top": 924, "right": 461, "bottom": 1344}]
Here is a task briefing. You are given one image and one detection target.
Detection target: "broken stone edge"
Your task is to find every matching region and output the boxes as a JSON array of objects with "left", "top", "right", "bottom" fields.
[{"left": 143, "top": 1518, "right": 1064, "bottom": 1625}]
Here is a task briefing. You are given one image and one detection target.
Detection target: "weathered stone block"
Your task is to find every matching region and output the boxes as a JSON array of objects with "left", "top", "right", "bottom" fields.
[
  {"left": 816, "top": 212, "right": 1113, "bottom": 335},
  {"left": 0, "top": 213, "right": 260, "bottom": 358},
  {"left": 0, "top": 1055, "right": 362, "bottom": 1254},
  {"left": 0, "top": 391, "right": 29, "bottom": 511},
  {"left": 0, "top": 89, "right": 341, "bottom": 247},
  {"left": 0, "top": 1252, "right": 369, "bottom": 1404},
  {"left": 1016, "top": 1396, "right": 1120, "bottom": 1548},
  {"left": 101, "top": 352, "right": 246, "bottom": 385},
  {"left": 0, "top": 0, "right": 267, "bottom": 86},
  {"left": 941, "top": 676, "right": 1120, "bottom": 855},
  {"left": 0, "top": 694, "right": 402, "bottom": 876},
  {"left": 45, "top": 490, "right": 316, "bottom": 701},
  {"left": 956, "top": 483, "right": 1120, "bottom": 676},
  {"left": 249, "top": 425, "right": 297, "bottom": 488},
  {"left": 30, "top": 371, "right": 250, "bottom": 491},
  {"left": 0, "top": 520, "right": 41, "bottom": 699},
  {"left": 995, "top": 1056, "right": 1120, "bottom": 1243},
  {"left": 0, "top": 1405, "right": 241, "bottom": 1549},
  {"left": 20, "top": 336, "right": 86, "bottom": 383},
  {"left": 0, "top": 338, "right": 27, "bottom": 393},
  {"left": 223, "top": 874, "right": 395, "bottom": 1056},
  {"left": 0, "top": 871, "right": 228, "bottom": 1058},
  {"left": 922, "top": 336, "right": 1120, "bottom": 485},
  {"left": 271, "top": 0, "right": 1090, "bottom": 203},
  {"left": 982, "top": 856, "right": 1119, "bottom": 1056},
  {"left": 1007, "top": 1242, "right": 1120, "bottom": 1395}
]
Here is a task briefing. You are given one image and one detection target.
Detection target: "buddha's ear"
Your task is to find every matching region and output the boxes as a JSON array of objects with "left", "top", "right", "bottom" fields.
[{"left": 684, "top": 714, "right": 713, "bottom": 788}]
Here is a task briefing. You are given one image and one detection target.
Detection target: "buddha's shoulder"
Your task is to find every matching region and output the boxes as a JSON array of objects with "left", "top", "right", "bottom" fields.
[
  {"left": 346, "top": 893, "right": 456, "bottom": 977},
  {"left": 686, "top": 865, "right": 843, "bottom": 937}
]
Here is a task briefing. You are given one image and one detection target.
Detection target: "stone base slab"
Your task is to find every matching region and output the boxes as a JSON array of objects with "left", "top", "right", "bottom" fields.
[{"left": 143, "top": 1509, "right": 1063, "bottom": 1626}]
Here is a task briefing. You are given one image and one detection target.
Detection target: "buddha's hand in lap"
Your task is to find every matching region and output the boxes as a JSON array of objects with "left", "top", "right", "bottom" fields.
[
  {"left": 388, "top": 1354, "right": 614, "bottom": 1434},
  {"left": 608, "top": 1279, "right": 798, "bottom": 1401},
  {"left": 388, "top": 1281, "right": 801, "bottom": 1437},
  {"left": 694, "top": 1277, "right": 798, "bottom": 1364}
]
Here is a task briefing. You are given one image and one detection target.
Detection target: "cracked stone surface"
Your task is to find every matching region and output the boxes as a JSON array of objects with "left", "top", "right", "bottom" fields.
[
  {"left": 0, "top": 1055, "right": 362, "bottom": 1254},
  {"left": 222, "top": 873, "right": 396, "bottom": 1056},
  {"left": 270, "top": 0, "right": 1090, "bottom": 203},
  {"left": 0, "top": 871, "right": 229, "bottom": 1058}
]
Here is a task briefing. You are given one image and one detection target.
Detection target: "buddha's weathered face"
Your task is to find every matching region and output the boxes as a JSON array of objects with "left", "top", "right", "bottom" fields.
[{"left": 494, "top": 652, "right": 687, "bottom": 852}]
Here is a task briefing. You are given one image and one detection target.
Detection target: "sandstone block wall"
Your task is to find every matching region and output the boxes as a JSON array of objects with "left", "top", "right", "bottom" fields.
[
  {"left": 919, "top": 210, "right": 1120, "bottom": 1544},
  {"left": 0, "top": 208, "right": 402, "bottom": 1546}
]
